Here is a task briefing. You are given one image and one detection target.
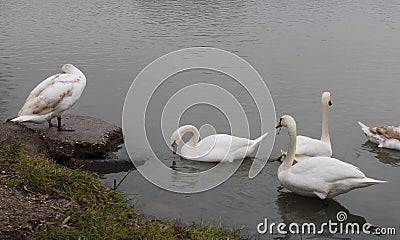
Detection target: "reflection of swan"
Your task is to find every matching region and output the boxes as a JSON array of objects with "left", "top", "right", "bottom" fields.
[
  {"left": 295, "top": 92, "right": 332, "bottom": 161},
  {"left": 361, "top": 141, "right": 400, "bottom": 167},
  {"left": 275, "top": 192, "right": 369, "bottom": 237},
  {"left": 10, "top": 64, "right": 86, "bottom": 131},
  {"left": 358, "top": 122, "right": 400, "bottom": 151},
  {"left": 276, "top": 115, "right": 386, "bottom": 199},
  {"left": 170, "top": 125, "right": 268, "bottom": 162}
]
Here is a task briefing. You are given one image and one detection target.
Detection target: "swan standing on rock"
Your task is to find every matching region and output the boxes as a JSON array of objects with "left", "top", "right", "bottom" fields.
[
  {"left": 276, "top": 115, "right": 386, "bottom": 199},
  {"left": 358, "top": 122, "right": 400, "bottom": 151},
  {"left": 170, "top": 125, "right": 268, "bottom": 162},
  {"left": 10, "top": 64, "right": 86, "bottom": 131},
  {"left": 295, "top": 91, "right": 333, "bottom": 161}
]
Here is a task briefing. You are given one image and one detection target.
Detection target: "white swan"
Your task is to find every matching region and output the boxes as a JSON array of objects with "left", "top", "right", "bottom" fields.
[
  {"left": 10, "top": 64, "right": 86, "bottom": 131},
  {"left": 295, "top": 91, "right": 332, "bottom": 161},
  {"left": 276, "top": 115, "right": 386, "bottom": 199},
  {"left": 358, "top": 122, "right": 400, "bottom": 151},
  {"left": 170, "top": 125, "right": 268, "bottom": 162}
]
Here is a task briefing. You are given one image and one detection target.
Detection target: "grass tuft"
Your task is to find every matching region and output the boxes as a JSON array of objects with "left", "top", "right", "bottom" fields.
[{"left": 1, "top": 143, "right": 246, "bottom": 239}]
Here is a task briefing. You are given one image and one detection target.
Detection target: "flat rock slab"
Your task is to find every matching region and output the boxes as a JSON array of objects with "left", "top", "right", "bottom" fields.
[{"left": 22, "top": 115, "right": 123, "bottom": 160}]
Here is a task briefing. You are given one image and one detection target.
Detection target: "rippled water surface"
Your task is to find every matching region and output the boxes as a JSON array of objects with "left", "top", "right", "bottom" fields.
[{"left": 1, "top": 0, "right": 400, "bottom": 239}]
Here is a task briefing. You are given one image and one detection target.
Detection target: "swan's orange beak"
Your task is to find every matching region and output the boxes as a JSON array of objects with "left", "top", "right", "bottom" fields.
[{"left": 171, "top": 141, "right": 178, "bottom": 155}]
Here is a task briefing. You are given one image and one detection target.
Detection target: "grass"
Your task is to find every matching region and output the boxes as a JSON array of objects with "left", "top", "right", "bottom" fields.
[{"left": 1, "top": 143, "right": 246, "bottom": 239}]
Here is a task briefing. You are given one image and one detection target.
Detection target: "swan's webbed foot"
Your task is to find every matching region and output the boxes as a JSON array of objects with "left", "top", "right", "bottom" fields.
[
  {"left": 56, "top": 116, "right": 75, "bottom": 132},
  {"left": 57, "top": 127, "right": 75, "bottom": 132}
]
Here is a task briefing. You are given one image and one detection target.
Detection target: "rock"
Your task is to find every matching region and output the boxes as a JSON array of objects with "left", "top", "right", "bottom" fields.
[
  {"left": 0, "top": 122, "right": 51, "bottom": 159},
  {"left": 1, "top": 115, "right": 123, "bottom": 161},
  {"left": 25, "top": 115, "right": 123, "bottom": 160}
]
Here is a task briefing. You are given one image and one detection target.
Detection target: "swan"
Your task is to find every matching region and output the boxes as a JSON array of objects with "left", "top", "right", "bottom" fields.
[
  {"left": 10, "top": 64, "right": 86, "bottom": 131},
  {"left": 295, "top": 91, "right": 332, "bottom": 161},
  {"left": 276, "top": 115, "right": 386, "bottom": 199},
  {"left": 358, "top": 122, "right": 400, "bottom": 151},
  {"left": 170, "top": 125, "right": 268, "bottom": 162}
]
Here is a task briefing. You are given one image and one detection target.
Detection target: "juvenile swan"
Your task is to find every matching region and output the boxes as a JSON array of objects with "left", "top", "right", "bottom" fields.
[
  {"left": 170, "top": 125, "right": 268, "bottom": 162},
  {"left": 276, "top": 115, "right": 386, "bottom": 199},
  {"left": 295, "top": 91, "right": 332, "bottom": 161},
  {"left": 11, "top": 64, "right": 86, "bottom": 131},
  {"left": 358, "top": 122, "right": 400, "bottom": 151}
]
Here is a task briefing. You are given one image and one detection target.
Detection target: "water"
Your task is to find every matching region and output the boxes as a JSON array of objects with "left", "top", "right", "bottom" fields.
[{"left": 1, "top": 0, "right": 400, "bottom": 239}]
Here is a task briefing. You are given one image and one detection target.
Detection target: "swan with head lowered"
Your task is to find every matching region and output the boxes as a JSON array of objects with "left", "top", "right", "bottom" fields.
[
  {"left": 276, "top": 115, "right": 386, "bottom": 199},
  {"left": 295, "top": 91, "right": 333, "bottom": 161},
  {"left": 10, "top": 64, "right": 86, "bottom": 131},
  {"left": 170, "top": 125, "right": 268, "bottom": 162},
  {"left": 358, "top": 122, "right": 400, "bottom": 151}
]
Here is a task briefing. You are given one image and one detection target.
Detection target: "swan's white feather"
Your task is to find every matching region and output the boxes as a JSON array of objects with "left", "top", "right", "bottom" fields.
[
  {"left": 296, "top": 135, "right": 332, "bottom": 158},
  {"left": 280, "top": 157, "right": 386, "bottom": 198},
  {"left": 294, "top": 92, "right": 332, "bottom": 161}
]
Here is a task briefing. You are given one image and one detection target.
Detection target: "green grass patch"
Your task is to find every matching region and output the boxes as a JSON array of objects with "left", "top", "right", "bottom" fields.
[{"left": 1, "top": 143, "right": 246, "bottom": 239}]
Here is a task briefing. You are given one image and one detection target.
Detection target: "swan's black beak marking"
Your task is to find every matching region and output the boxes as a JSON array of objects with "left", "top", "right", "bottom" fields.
[
  {"left": 275, "top": 118, "right": 283, "bottom": 129},
  {"left": 328, "top": 100, "right": 332, "bottom": 106},
  {"left": 171, "top": 140, "right": 178, "bottom": 155}
]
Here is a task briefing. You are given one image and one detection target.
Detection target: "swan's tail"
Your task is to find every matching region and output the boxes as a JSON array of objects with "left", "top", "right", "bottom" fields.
[
  {"left": 10, "top": 115, "right": 46, "bottom": 123},
  {"left": 358, "top": 121, "right": 369, "bottom": 130},
  {"left": 358, "top": 121, "right": 372, "bottom": 135},
  {"left": 362, "top": 177, "right": 387, "bottom": 186},
  {"left": 10, "top": 116, "right": 29, "bottom": 123},
  {"left": 253, "top": 132, "right": 268, "bottom": 146}
]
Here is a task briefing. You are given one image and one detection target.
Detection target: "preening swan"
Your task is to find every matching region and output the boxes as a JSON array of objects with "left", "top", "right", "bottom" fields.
[
  {"left": 358, "top": 122, "right": 400, "bottom": 151},
  {"left": 276, "top": 115, "right": 386, "bottom": 199},
  {"left": 10, "top": 64, "right": 86, "bottom": 131},
  {"left": 170, "top": 125, "right": 268, "bottom": 162},
  {"left": 295, "top": 91, "right": 332, "bottom": 161}
]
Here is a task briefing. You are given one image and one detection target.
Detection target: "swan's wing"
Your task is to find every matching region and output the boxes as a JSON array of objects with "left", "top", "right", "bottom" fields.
[
  {"left": 290, "top": 157, "right": 365, "bottom": 182},
  {"left": 295, "top": 135, "right": 331, "bottom": 157},
  {"left": 192, "top": 134, "right": 252, "bottom": 161},
  {"left": 18, "top": 74, "right": 82, "bottom": 116},
  {"left": 369, "top": 126, "right": 400, "bottom": 141},
  {"left": 24, "top": 74, "right": 62, "bottom": 103}
]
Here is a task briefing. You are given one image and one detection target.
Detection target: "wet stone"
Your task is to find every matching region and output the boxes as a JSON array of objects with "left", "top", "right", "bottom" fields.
[{"left": 1, "top": 115, "right": 123, "bottom": 161}]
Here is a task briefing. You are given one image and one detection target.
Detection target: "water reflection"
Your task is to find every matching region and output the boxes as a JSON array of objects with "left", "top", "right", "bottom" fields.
[
  {"left": 275, "top": 193, "right": 369, "bottom": 239},
  {"left": 361, "top": 141, "right": 400, "bottom": 167}
]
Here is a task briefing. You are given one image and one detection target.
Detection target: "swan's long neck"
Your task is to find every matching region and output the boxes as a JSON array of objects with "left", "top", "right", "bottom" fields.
[
  {"left": 179, "top": 125, "right": 200, "bottom": 147},
  {"left": 279, "top": 120, "right": 296, "bottom": 172},
  {"left": 321, "top": 100, "right": 330, "bottom": 145}
]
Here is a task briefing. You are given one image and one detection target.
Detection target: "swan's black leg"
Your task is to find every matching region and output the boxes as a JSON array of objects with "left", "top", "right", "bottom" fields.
[
  {"left": 48, "top": 119, "right": 57, "bottom": 128},
  {"left": 57, "top": 116, "right": 75, "bottom": 131}
]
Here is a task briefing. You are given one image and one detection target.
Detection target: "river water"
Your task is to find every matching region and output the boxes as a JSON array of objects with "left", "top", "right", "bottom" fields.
[{"left": 1, "top": 0, "right": 400, "bottom": 239}]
